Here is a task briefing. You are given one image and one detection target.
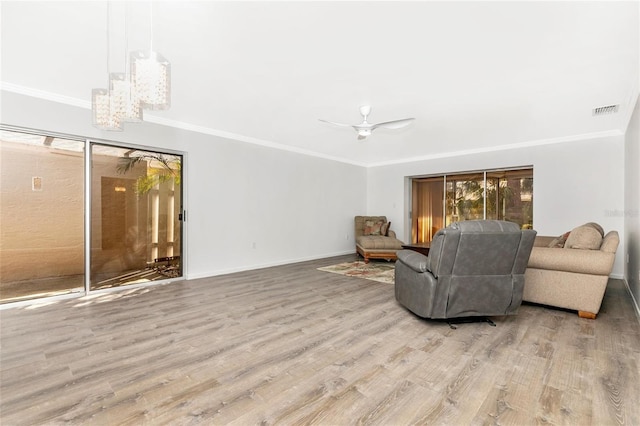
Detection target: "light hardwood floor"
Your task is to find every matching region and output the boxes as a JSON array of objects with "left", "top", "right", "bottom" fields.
[{"left": 1, "top": 254, "right": 639, "bottom": 425}]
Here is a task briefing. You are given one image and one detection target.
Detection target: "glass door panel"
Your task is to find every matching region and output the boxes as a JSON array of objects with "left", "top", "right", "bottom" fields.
[
  {"left": 90, "top": 144, "right": 182, "bottom": 290},
  {"left": 445, "top": 172, "right": 485, "bottom": 226},
  {"left": 486, "top": 169, "right": 533, "bottom": 229},
  {"left": 411, "top": 177, "right": 444, "bottom": 243},
  {"left": 0, "top": 130, "right": 85, "bottom": 303}
]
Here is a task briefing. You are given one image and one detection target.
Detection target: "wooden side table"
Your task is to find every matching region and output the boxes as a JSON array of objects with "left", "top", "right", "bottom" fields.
[{"left": 401, "top": 242, "right": 431, "bottom": 256}]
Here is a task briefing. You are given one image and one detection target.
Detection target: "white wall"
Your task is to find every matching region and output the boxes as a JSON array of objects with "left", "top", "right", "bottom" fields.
[
  {"left": 1, "top": 90, "right": 630, "bottom": 282},
  {"left": 625, "top": 97, "right": 640, "bottom": 313},
  {"left": 185, "top": 135, "right": 366, "bottom": 278},
  {"left": 1, "top": 91, "right": 367, "bottom": 279},
  {"left": 367, "top": 135, "right": 626, "bottom": 278}
]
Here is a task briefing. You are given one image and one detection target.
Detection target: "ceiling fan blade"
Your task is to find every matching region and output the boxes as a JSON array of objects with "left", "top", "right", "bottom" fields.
[
  {"left": 372, "top": 118, "right": 415, "bottom": 130},
  {"left": 319, "top": 107, "right": 415, "bottom": 141},
  {"left": 318, "top": 119, "right": 352, "bottom": 128}
]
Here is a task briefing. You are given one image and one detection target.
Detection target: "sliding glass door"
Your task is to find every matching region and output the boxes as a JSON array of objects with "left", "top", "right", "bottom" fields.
[
  {"left": 485, "top": 169, "right": 533, "bottom": 229},
  {"left": 445, "top": 172, "right": 486, "bottom": 225},
  {"left": 411, "top": 177, "right": 445, "bottom": 244},
  {"left": 0, "top": 128, "right": 184, "bottom": 304},
  {"left": 0, "top": 130, "right": 85, "bottom": 302},
  {"left": 410, "top": 168, "right": 533, "bottom": 244},
  {"left": 90, "top": 144, "right": 182, "bottom": 290}
]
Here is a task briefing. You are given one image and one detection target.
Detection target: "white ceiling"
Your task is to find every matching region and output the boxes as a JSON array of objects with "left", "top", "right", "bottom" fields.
[{"left": 1, "top": 1, "right": 638, "bottom": 166}]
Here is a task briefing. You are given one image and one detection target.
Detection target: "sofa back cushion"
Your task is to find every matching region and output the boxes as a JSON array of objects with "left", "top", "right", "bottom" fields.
[{"left": 564, "top": 223, "right": 603, "bottom": 250}]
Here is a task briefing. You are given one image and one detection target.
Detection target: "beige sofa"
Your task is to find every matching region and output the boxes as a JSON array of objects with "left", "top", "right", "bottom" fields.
[
  {"left": 524, "top": 223, "right": 619, "bottom": 319},
  {"left": 355, "top": 216, "right": 404, "bottom": 263}
]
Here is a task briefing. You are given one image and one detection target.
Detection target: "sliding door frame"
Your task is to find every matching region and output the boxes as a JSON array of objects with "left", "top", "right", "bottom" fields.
[
  {"left": 408, "top": 166, "right": 533, "bottom": 243},
  {"left": 0, "top": 124, "right": 187, "bottom": 307}
]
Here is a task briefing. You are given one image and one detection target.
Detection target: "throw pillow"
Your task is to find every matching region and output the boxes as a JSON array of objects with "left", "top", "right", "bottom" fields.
[
  {"left": 381, "top": 221, "right": 391, "bottom": 236},
  {"left": 564, "top": 224, "right": 602, "bottom": 250},
  {"left": 364, "top": 220, "right": 384, "bottom": 236},
  {"left": 547, "top": 231, "right": 570, "bottom": 248}
]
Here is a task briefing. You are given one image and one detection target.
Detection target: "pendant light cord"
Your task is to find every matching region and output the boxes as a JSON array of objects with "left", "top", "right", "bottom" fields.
[
  {"left": 149, "top": 0, "right": 154, "bottom": 52},
  {"left": 106, "top": 0, "right": 111, "bottom": 81},
  {"left": 124, "top": 2, "right": 128, "bottom": 73}
]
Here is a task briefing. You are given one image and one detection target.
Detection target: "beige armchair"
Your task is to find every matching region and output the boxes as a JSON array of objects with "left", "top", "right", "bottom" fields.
[
  {"left": 355, "top": 216, "right": 404, "bottom": 263},
  {"left": 524, "top": 223, "right": 619, "bottom": 319}
]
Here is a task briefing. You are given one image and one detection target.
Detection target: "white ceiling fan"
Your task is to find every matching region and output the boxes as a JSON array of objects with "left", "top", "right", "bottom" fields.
[{"left": 319, "top": 105, "right": 415, "bottom": 140}]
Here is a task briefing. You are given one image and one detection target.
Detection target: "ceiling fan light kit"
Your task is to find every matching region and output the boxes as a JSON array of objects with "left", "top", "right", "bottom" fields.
[{"left": 319, "top": 105, "right": 415, "bottom": 140}]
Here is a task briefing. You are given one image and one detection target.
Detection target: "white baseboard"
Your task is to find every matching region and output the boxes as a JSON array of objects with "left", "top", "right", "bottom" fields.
[
  {"left": 186, "top": 250, "right": 356, "bottom": 280},
  {"left": 622, "top": 278, "right": 640, "bottom": 323},
  {"left": 1, "top": 251, "right": 357, "bottom": 310}
]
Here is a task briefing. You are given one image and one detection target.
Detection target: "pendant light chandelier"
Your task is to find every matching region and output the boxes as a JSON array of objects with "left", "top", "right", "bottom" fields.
[
  {"left": 131, "top": 0, "right": 170, "bottom": 110},
  {"left": 111, "top": 71, "right": 144, "bottom": 123},
  {"left": 110, "top": 5, "right": 143, "bottom": 124},
  {"left": 130, "top": 50, "right": 171, "bottom": 110},
  {"left": 92, "top": 87, "right": 122, "bottom": 131},
  {"left": 92, "top": 1, "right": 170, "bottom": 131},
  {"left": 92, "top": 1, "right": 123, "bottom": 131}
]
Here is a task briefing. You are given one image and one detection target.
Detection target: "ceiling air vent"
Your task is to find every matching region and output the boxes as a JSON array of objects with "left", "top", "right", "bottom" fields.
[{"left": 592, "top": 104, "right": 619, "bottom": 116}]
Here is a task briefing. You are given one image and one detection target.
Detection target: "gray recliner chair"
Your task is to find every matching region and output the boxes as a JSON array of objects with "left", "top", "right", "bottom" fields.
[{"left": 395, "top": 220, "right": 536, "bottom": 320}]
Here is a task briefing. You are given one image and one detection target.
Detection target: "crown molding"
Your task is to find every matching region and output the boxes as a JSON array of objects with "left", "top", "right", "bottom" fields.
[
  {"left": 366, "top": 129, "right": 624, "bottom": 168},
  {"left": 1, "top": 82, "right": 625, "bottom": 169},
  {"left": 0, "top": 82, "right": 368, "bottom": 167},
  {"left": 142, "top": 115, "right": 368, "bottom": 167},
  {"left": 1, "top": 82, "right": 91, "bottom": 109}
]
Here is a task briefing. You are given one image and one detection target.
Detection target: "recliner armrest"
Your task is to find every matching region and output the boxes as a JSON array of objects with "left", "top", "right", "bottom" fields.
[{"left": 397, "top": 250, "right": 429, "bottom": 273}]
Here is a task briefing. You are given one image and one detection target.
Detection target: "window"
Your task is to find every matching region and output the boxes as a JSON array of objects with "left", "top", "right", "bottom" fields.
[{"left": 411, "top": 167, "right": 533, "bottom": 244}]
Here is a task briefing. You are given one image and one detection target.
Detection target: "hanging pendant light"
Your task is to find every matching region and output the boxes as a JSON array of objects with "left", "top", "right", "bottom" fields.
[
  {"left": 91, "top": 1, "right": 123, "bottom": 131},
  {"left": 92, "top": 88, "right": 123, "bottom": 131},
  {"left": 110, "top": 72, "right": 143, "bottom": 122},
  {"left": 110, "top": 4, "right": 142, "bottom": 123},
  {"left": 130, "top": 49, "right": 171, "bottom": 110},
  {"left": 130, "top": 1, "right": 170, "bottom": 110},
  {"left": 91, "top": 0, "right": 170, "bottom": 129}
]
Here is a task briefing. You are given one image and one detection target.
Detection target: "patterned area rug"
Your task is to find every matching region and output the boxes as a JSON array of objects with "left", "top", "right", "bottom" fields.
[{"left": 317, "top": 261, "right": 395, "bottom": 284}]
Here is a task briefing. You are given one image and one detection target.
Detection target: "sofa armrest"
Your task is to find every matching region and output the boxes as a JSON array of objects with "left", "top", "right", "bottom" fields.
[
  {"left": 388, "top": 230, "right": 397, "bottom": 239},
  {"left": 528, "top": 246, "right": 616, "bottom": 276},
  {"left": 397, "top": 250, "right": 429, "bottom": 273}
]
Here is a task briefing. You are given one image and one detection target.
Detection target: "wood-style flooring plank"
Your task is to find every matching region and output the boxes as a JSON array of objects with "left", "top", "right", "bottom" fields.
[{"left": 1, "top": 254, "right": 639, "bottom": 425}]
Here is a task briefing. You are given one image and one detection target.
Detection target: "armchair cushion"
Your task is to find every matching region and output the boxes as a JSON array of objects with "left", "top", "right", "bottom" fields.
[{"left": 356, "top": 235, "right": 404, "bottom": 250}]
